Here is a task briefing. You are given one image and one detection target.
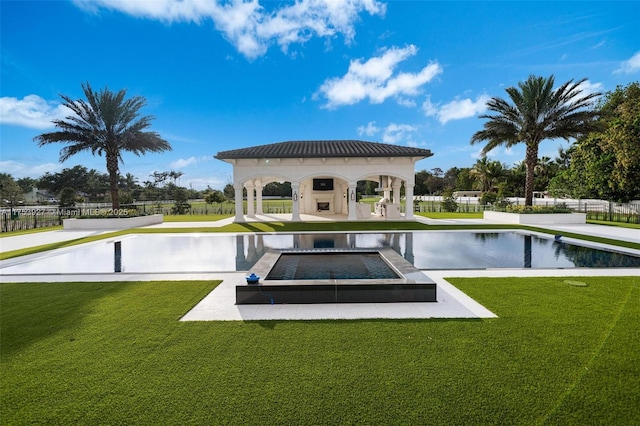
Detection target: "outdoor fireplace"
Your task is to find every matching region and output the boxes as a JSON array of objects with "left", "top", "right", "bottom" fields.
[
  {"left": 313, "top": 195, "right": 334, "bottom": 214},
  {"left": 317, "top": 202, "right": 330, "bottom": 211}
]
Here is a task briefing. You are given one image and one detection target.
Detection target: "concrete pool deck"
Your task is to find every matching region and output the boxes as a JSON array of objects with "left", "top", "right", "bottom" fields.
[{"left": 1, "top": 215, "right": 638, "bottom": 321}]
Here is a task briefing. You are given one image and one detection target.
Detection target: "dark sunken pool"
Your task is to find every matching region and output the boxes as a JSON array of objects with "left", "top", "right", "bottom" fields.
[{"left": 265, "top": 252, "right": 400, "bottom": 280}]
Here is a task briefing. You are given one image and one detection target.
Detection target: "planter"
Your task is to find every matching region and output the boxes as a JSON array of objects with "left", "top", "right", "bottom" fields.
[
  {"left": 484, "top": 211, "right": 586, "bottom": 225},
  {"left": 63, "top": 214, "right": 163, "bottom": 230}
]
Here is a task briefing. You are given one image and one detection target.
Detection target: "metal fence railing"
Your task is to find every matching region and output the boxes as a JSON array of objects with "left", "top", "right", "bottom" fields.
[
  {"left": 412, "top": 196, "right": 639, "bottom": 224},
  {"left": 1, "top": 198, "right": 638, "bottom": 233}
]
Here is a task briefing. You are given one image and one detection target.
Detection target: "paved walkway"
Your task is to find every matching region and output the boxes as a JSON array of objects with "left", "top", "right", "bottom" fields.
[{"left": 1, "top": 215, "right": 638, "bottom": 321}]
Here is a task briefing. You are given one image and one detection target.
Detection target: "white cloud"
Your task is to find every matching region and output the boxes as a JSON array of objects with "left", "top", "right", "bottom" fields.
[
  {"left": 169, "top": 155, "right": 211, "bottom": 169},
  {"left": 614, "top": 51, "right": 640, "bottom": 74},
  {"left": 381, "top": 123, "right": 416, "bottom": 144},
  {"left": 357, "top": 120, "right": 379, "bottom": 136},
  {"left": 73, "top": 0, "right": 386, "bottom": 59},
  {"left": 357, "top": 121, "right": 418, "bottom": 144},
  {"left": 421, "top": 95, "right": 438, "bottom": 116},
  {"left": 576, "top": 79, "right": 603, "bottom": 95},
  {"left": 424, "top": 94, "right": 490, "bottom": 125},
  {"left": 0, "top": 95, "right": 70, "bottom": 129},
  {"left": 472, "top": 146, "right": 519, "bottom": 161},
  {"left": 317, "top": 45, "right": 442, "bottom": 108},
  {"left": 0, "top": 160, "right": 62, "bottom": 177},
  {"left": 396, "top": 97, "right": 416, "bottom": 108}
]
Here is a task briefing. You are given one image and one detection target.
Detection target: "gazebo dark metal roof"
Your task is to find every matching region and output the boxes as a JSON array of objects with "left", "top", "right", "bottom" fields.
[{"left": 215, "top": 140, "right": 433, "bottom": 160}]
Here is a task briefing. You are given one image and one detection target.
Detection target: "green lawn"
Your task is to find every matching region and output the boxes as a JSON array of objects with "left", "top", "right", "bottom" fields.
[
  {"left": 587, "top": 219, "right": 640, "bottom": 229},
  {"left": 0, "top": 225, "right": 63, "bottom": 237},
  {"left": 2, "top": 277, "right": 638, "bottom": 424}
]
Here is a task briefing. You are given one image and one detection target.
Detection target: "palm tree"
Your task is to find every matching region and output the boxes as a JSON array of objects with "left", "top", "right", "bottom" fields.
[
  {"left": 169, "top": 170, "right": 184, "bottom": 186},
  {"left": 34, "top": 82, "right": 171, "bottom": 209},
  {"left": 471, "top": 157, "right": 506, "bottom": 192},
  {"left": 471, "top": 75, "right": 600, "bottom": 206},
  {"left": 555, "top": 146, "right": 571, "bottom": 170}
]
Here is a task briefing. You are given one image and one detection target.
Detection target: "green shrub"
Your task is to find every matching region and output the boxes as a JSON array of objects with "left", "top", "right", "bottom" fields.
[
  {"left": 480, "top": 192, "right": 497, "bottom": 205},
  {"left": 441, "top": 190, "right": 458, "bottom": 212},
  {"left": 506, "top": 205, "right": 573, "bottom": 214}
]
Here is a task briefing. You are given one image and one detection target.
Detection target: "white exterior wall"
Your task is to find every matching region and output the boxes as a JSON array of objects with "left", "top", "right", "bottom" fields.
[
  {"left": 226, "top": 156, "right": 419, "bottom": 221},
  {"left": 231, "top": 156, "right": 417, "bottom": 184}
]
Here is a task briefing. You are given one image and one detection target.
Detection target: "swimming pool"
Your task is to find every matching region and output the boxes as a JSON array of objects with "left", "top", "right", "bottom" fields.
[
  {"left": 265, "top": 251, "right": 401, "bottom": 280},
  {"left": 1, "top": 231, "right": 639, "bottom": 274}
]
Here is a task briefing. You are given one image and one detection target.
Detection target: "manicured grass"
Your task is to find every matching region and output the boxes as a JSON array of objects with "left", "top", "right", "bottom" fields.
[
  {"left": 1, "top": 277, "right": 638, "bottom": 424},
  {"left": 588, "top": 219, "right": 640, "bottom": 229},
  {"left": 0, "top": 225, "right": 63, "bottom": 237}
]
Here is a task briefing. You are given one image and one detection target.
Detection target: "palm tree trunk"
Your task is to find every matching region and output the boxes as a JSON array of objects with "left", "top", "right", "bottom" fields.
[
  {"left": 106, "top": 154, "right": 120, "bottom": 210},
  {"left": 524, "top": 144, "right": 539, "bottom": 206}
]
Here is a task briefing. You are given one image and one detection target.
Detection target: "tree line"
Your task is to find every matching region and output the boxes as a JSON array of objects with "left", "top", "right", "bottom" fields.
[
  {"left": 1, "top": 79, "right": 638, "bottom": 209},
  {"left": 417, "top": 81, "right": 639, "bottom": 203}
]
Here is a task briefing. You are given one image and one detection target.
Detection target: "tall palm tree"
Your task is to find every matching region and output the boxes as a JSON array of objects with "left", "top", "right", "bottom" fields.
[
  {"left": 35, "top": 82, "right": 171, "bottom": 209},
  {"left": 470, "top": 75, "right": 600, "bottom": 206}
]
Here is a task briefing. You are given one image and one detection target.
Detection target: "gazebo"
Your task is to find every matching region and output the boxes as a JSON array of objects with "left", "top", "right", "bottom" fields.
[{"left": 215, "top": 140, "right": 433, "bottom": 222}]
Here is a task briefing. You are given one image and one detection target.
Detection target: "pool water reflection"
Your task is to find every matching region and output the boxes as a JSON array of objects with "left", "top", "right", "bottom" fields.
[{"left": 2, "top": 231, "right": 639, "bottom": 274}]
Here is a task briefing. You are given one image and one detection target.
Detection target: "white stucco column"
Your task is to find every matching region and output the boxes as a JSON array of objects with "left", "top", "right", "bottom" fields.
[
  {"left": 392, "top": 178, "right": 401, "bottom": 205},
  {"left": 404, "top": 182, "right": 415, "bottom": 220},
  {"left": 383, "top": 176, "right": 391, "bottom": 201},
  {"left": 245, "top": 182, "right": 255, "bottom": 218},
  {"left": 234, "top": 184, "right": 244, "bottom": 222},
  {"left": 405, "top": 232, "right": 414, "bottom": 263},
  {"left": 348, "top": 182, "right": 357, "bottom": 221},
  {"left": 291, "top": 181, "right": 301, "bottom": 222},
  {"left": 255, "top": 179, "right": 263, "bottom": 215},
  {"left": 341, "top": 183, "right": 349, "bottom": 214}
]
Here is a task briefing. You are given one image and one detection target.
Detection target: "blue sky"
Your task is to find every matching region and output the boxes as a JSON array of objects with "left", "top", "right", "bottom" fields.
[{"left": 1, "top": 0, "right": 639, "bottom": 190}]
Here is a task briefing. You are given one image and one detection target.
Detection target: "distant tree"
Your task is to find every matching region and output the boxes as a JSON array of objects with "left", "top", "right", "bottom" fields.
[
  {"left": 59, "top": 187, "right": 78, "bottom": 208},
  {"left": 16, "top": 177, "right": 37, "bottom": 194},
  {"left": 118, "top": 191, "right": 134, "bottom": 205},
  {"left": 357, "top": 180, "right": 377, "bottom": 196},
  {"left": 506, "top": 162, "right": 526, "bottom": 197},
  {"left": 39, "top": 166, "right": 88, "bottom": 195},
  {"left": 35, "top": 82, "right": 171, "bottom": 209},
  {"left": 223, "top": 183, "right": 235, "bottom": 200},
  {"left": 414, "top": 170, "right": 430, "bottom": 195},
  {"left": 549, "top": 82, "right": 640, "bottom": 201},
  {"left": 442, "top": 167, "right": 461, "bottom": 190},
  {"left": 0, "top": 174, "right": 24, "bottom": 207},
  {"left": 424, "top": 173, "right": 444, "bottom": 195},
  {"left": 533, "top": 156, "right": 557, "bottom": 191},
  {"left": 151, "top": 171, "right": 170, "bottom": 189},
  {"left": 168, "top": 170, "right": 184, "bottom": 186},
  {"left": 554, "top": 147, "right": 571, "bottom": 170},
  {"left": 204, "top": 190, "right": 226, "bottom": 204},
  {"left": 262, "top": 181, "right": 291, "bottom": 197},
  {"left": 471, "top": 75, "right": 601, "bottom": 205},
  {"left": 470, "top": 158, "right": 507, "bottom": 192},
  {"left": 171, "top": 187, "right": 191, "bottom": 214},
  {"left": 453, "top": 168, "right": 475, "bottom": 191},
  {"left": 38, "top": 166, "right": 109, "bottom": 201},
  {"left": 441, "top": 189, "right": 458, "bottom": 212},
  {"left": 119, "top": 173, "right": 138, "bottom": 190}
]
